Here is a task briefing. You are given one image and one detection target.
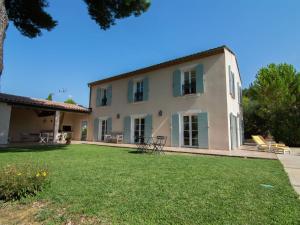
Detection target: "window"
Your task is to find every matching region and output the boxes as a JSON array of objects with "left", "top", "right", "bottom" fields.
[
  {"left": 101, "top": 88, "right": 107, "bottom": 106},
  {"left": 183, "top": 115, "right": 198, "bottom": 147},
  {"left": 134, "top": 117, "right": 145, "bottom": 143},
  {"left": 229, "top": 68, "right": 235, "bottom": 98},
  {"left": 100, "top": 119, "right": 108, "bottom": 141},
  {"left": 134, "top": 80, "right": 144, "bottom": 102},
  {"left": 182, "top": 70, "right": 196, "bottom": 95},
  {"left": 62, "top": 125, "right": 72, "bottom": 132}
]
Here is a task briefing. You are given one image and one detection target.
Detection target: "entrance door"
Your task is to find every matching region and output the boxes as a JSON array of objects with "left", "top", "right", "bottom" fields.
[
  {"left": 134, "top": 117, "right": 145, "bottom": 143},
  {"left": 183, "top": 115, "right": 198, "bottom": 147},
  {"left": 80, "top": 121, "right": 88, "bottom": 141},
  {"left": 99, "top": 119, "right": 108, "bottom": 141}
]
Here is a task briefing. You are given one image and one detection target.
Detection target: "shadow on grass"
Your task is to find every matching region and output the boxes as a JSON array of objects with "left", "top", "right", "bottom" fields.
[
  {"left": 0, "top": 144, "right": 68, "bottom": 153},
  {"left": 127, "top": 150, "right": 144, "bottom": 154}
]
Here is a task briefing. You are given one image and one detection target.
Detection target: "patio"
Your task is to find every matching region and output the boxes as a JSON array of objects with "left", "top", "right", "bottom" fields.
[{"left": 72, "top": 141, "right": 278, "bottom": 160}]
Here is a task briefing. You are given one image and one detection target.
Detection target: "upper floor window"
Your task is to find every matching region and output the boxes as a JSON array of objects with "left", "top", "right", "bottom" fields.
[
  {"left": 128, "top": 77, "right": 149, "bottom": 103},
  {"left": 182, "top": 70, "right": 197, "bottom": 95},
  {"left": 96, "top": 84, "right": 112, "bottom": 107},
  {"left": 172, "top": 64, "right": 204, "bottom": 97},
  {"left": 134, "top": 80, "right": 144, "bottom": 102},
  {"left": 228, "top": 66, "right": 235, "bottom": 98},
  {"left": 101, "top": 88, "right": 108, "bottom": 106}
]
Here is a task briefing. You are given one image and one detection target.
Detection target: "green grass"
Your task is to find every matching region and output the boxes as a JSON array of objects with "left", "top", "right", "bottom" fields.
[{"left": 0, "top": 144, "right": 300, "bottom": 224}]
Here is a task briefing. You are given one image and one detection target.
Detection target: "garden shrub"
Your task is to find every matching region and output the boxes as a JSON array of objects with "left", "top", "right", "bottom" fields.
[{"left": 0, "top": 163, "right": 49, "bottom": 201}]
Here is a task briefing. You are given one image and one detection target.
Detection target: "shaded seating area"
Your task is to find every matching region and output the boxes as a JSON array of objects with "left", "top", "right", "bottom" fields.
[
  {"left": 252, "top": 135, "right": 291, "bottom": 154},
  {"left": 136, "top": 136, "right": 167, "bottom": 154},
  {"left": 0, "top": 93, "right": 90, "bottom": 145}
]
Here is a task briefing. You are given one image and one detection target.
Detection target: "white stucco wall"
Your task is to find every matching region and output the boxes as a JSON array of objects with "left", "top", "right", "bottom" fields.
[
  {"left": 88, "top": 53, "right": 231, "bottom": 150},
  {"left": 224, "top": 49, "right": 243, "bottom": 150},
  {"left": 0, "top": 102, "right": 11, "bottom": 144}
]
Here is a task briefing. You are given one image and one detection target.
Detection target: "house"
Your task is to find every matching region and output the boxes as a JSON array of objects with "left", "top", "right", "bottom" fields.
[
  {"left": 0, "top": 45, "right": 243, "bottom": 150},
  {"left": 0, "top": 93, "right": 90, "bottom": 145},
  {"left": 88, "top": 45, "right": 243, "bottom": 150}
]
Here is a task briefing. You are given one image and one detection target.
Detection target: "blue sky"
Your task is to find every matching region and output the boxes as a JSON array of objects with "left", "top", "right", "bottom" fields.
[{"left": 1, "top": 0, "right": 300, "bottom": 106}]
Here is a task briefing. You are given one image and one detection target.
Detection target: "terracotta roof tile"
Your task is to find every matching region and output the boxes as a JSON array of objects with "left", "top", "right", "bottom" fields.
[{"left": 0, "top": 93, "right": 90, "bottom": 113}]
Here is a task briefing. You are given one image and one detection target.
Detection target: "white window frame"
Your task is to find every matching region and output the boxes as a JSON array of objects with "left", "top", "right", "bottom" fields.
[
  {"left": 130, "top": 114, "right": 147, "bottom": 143},
  {"left": 174, "top": 109, "right": 205, "bottom": 147},
  {"left": 98, "top": 116, "right": 108, "bottom": 141},
  {"left": 180, "top": 65, "right": 197, "bottom": 96},
  {"left": 133, "top": 78, "right": 144, "bottom": 102},
  {"left": 98, "top": 84, "right": 109, "bottom": 107}
]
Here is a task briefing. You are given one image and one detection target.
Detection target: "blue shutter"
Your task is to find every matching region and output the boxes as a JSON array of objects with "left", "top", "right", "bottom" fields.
[
  {"left": 237, "top": 83, "right": 240, "bottom": 103},
  {"left": 107, "top": 117, "right": 112, "bottom": 134},
  {"left": 198, "top": 112, "right": 208, "bottom": 148},
  {"left": 232, "top": 73, "right": 235, "bottom": 98},
  {"left": 196, "top": 64, "right": 204, "bottom": 93},
  {"left": 230, "top": 113, "right": 237, "bottom": 150},
  {"left": 107, "top": 84, "right": 112, "bottom": 106},
  {"left": 145, "top": 114, "right": 152, "bottom": 138},
  {"left": 172, "top": 113, "right": 180, "bottom": 147},
  {"left": 128, "top": 80, "right": 133, "bottom": 103},
  {"left": 123, "top": 116, "right": 131, "bottom": 143},
  {"left": 143, "top": 77, "right": 149, "bottom": 101},
  {"left": 96, "top": 88, "right": 102, "bottom": 107},
  {"left": 173, "top": 70, "right": 181, "bottom": 97},
  {"left": 93, "top": 118, "right": 99, "bottom": 141}
]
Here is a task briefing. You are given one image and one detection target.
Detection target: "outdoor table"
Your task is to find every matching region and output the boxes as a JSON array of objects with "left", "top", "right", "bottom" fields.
[{"left": 136, "top": 136, "right": 167, "bottom": 154}]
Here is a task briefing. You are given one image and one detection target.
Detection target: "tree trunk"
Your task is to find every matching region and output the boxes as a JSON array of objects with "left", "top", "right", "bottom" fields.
[{"left": 0, "top": 0, "right": 8, "bottom": 76}]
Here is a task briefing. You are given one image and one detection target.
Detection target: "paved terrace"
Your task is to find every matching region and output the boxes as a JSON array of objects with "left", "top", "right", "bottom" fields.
[
  {"left": 278, "top": 148, "right": 300, "bottom": 196},
  {"left": 72, "top": 141, "right": 277, "bottom": 160}
]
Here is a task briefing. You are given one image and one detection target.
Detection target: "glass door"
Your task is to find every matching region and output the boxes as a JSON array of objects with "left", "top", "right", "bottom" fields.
[
  {"left": 134, "top": 117, "right": 145, "bottom": 143},
  {"left": 80, "top": 121, "right": 88, "bottom": 141},
  {"left": 100, "top": 119, "right": 107, "bottom": 141},
  {"left": 183, "top": 115, "right": 198, "bottom": 147}
]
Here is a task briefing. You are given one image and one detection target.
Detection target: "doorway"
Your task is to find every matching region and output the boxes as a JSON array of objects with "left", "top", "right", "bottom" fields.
[
  {"left": 80, "top": 121, "right": 88, "bottom": 141},
  {"left": 134, "top": 117, "right": 145, "bottom": 143},
  {"left": 183, "top": 115, "right": 198, "bottom": 147}
]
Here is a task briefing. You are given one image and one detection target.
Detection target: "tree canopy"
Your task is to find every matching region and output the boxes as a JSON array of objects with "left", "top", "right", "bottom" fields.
[
  {"left": 243, "top": 63, "right": 300, "bottom": 146},
  {"left": 0, "top": 0, "right": 150, "bottom": 75},
  {"left": 46, "top": 93, "right": 53, "bottom": 101},
  {"left": 4, "top": 0, "right": 150, "bottom": 38},
  {"left": 64, "top": 98, "right": 76, "bottom": 105}
]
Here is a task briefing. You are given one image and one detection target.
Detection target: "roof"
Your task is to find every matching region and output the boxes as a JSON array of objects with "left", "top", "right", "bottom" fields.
[
  {"left": 0, "top": 93, "right": 90, "bottom": 113},
  {"left": 88, "top": 45, "right": 236, "bottom": 87}
]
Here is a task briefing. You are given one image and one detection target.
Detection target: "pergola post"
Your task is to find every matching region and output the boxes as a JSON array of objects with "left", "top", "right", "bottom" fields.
[{"left": 53, "top": 110, "right": 60, "bottom": 143}]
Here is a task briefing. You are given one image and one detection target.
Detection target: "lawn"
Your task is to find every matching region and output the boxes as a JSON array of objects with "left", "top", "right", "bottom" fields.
[{"left": 0, "top": 144, "right": 300, "bottom": 225}]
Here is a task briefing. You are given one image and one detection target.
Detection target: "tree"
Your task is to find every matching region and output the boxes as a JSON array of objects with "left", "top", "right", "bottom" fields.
[
  {"left": 64, "top": 98, "right": 76, "bottom": 105},
  {"left": 46, "top": 93, "right": 53, "bottom": 101},
  {"left": 0, "top": 0, "right": 151, "bottom": 75},
  {"left": 243, "top": 63, "right": 300, "bottom": 146}
]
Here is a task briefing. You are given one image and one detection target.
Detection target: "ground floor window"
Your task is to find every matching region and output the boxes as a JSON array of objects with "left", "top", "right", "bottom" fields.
[
  {"left": 134, "top": 117, "right": 145, "bottom": 143},
  {"left": 99, "top": 119, "right": 108, "bottom": 141},
  {"left": 183, "top": 115, "right": 198, "bottom": 147}
]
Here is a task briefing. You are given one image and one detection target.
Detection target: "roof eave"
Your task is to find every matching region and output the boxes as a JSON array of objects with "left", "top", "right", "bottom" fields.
[{"left": 88, "top": 45, "right": 234, "bottom": 87}]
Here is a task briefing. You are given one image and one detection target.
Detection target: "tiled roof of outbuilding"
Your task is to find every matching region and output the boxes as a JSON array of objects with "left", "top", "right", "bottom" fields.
[{"left": 0, "top": 93, "right": 90, "bottom": 113}]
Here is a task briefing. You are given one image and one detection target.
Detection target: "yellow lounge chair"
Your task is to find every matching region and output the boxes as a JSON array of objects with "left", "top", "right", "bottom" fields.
[
  {"left": 251, "top": 135, "right": 290, "bottom": 154},
  {"left": 258, "top": 135, "right": 291, "bottom": 154}
]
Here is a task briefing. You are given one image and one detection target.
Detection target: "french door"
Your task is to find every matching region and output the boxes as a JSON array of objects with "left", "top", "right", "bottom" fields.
[
  {"left": 99, "top": 119, "right": 107, "bottom": 141},
  {"left": 80, "top": 121, "right": 88, "bottom": 141},
  {"left": 183, "top": 115, "right": 198, "bottom": 147},
  {"left": 134, "top": 117, "right": 145, "bottom": 143}
]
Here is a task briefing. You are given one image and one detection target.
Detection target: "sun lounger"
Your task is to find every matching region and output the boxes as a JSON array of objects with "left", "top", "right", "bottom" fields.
[{"left": 252, "top": 135, "right": 290, "bottom": 154}]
